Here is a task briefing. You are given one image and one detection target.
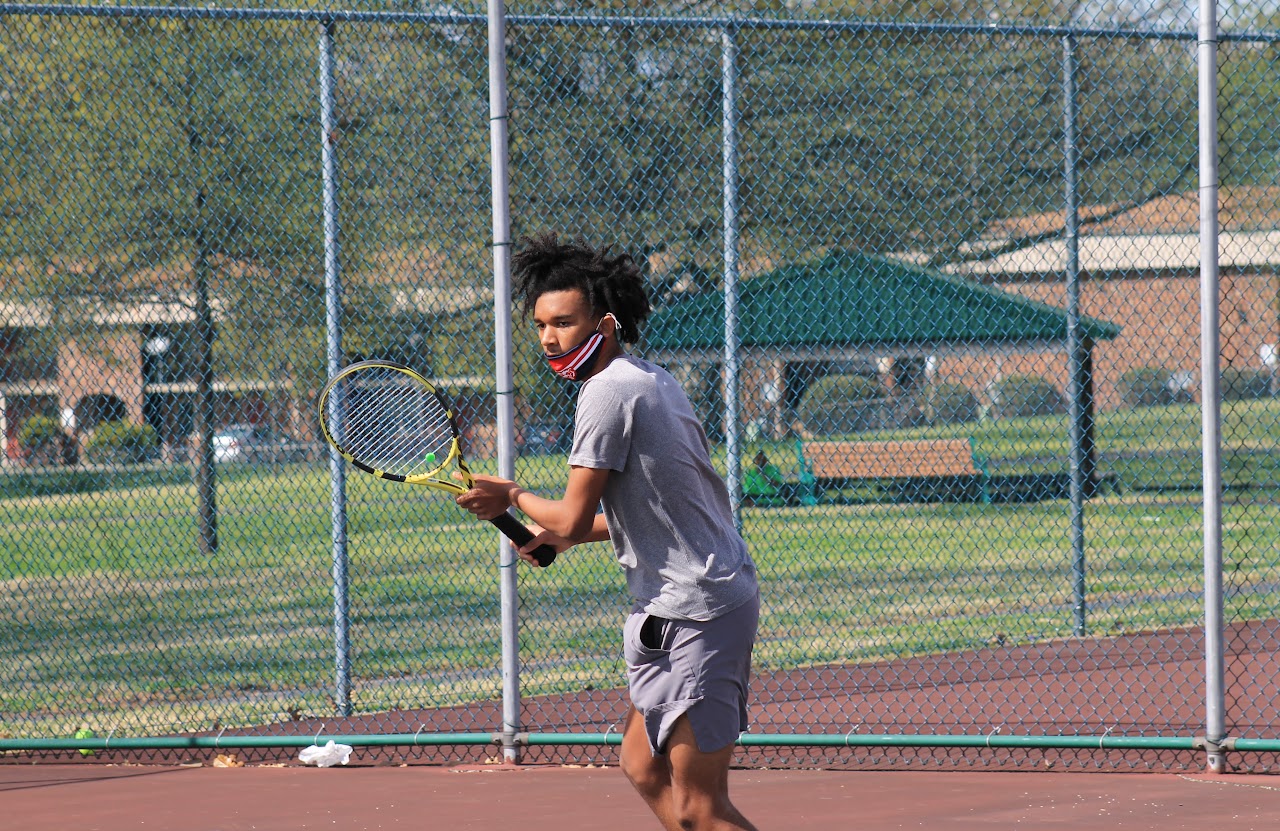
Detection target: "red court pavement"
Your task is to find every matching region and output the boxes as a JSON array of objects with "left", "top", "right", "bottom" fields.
[{"left": 5, "top": 764, "right": 1280, "bottom": 830}]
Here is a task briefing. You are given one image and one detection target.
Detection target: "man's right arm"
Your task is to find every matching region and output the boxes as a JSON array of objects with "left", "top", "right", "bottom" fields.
[{"left": 510, "top": 465, "right": 610, "bottom": 543}]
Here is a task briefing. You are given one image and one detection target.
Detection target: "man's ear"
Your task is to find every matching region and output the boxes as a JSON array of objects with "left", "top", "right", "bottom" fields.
[{"left": 601, "top": 312, "right": 620, "bottom": 338}]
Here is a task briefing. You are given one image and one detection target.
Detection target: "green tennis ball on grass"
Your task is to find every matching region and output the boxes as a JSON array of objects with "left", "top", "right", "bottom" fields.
[{"left": 74, "top": 727, "right": 96, "bottom": 756}]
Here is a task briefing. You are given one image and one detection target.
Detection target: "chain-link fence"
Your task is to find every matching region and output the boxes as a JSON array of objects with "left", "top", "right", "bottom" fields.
[{"left": 2, "top": 1, "right": 1278, "bottom": 772}]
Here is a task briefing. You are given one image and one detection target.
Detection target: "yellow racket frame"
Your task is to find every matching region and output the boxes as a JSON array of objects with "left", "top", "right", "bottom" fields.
[
  {"left": 317, "top": 359, "right": 558, "bottom": 566},
  {"left": 318, "top": 359, "right": 475, "bottom": 494}
]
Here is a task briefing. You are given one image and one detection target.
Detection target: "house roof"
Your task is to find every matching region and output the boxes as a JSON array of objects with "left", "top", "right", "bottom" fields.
[
  {"left": 0, "top": 301, "right": 50, "bottom": 328},
  {"left": 371, "top": 245, "right": 489, "bottom": 316},
  {"left": 957, "top": 187, "right": 1280, "bottom": 275},
  {"left": 1, "top": 245, "right": 491, "bottom": 324},
  {"left": 955, "top": 229, "right": 1280, "bottom": 276},
  {"left": 0, "top": 294, "right": 223, "bottom": 328},
  {"left": 644, "top": 250, "right": 1121, "bottom": 352},
  {"left": 983, "top": 186, "right": 1280, "bottom": 238}
]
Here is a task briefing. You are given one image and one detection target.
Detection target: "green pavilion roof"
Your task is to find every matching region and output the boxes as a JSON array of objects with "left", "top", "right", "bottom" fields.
[{"left": 644, "top": 250, "right": 1121, "bottom": 350}]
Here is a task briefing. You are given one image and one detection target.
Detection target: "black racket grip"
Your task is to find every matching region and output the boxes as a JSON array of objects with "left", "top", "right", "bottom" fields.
[{"left": 489, "top": 512, "right": 557, "bottom": 567}]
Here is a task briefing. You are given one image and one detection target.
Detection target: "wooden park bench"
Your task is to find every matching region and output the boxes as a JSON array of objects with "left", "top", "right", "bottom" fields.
[{"left": 797, "top": 438, "right": 991, "bottom": 504}]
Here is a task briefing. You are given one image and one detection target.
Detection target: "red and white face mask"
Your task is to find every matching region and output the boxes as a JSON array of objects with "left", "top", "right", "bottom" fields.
[{"left": 546, "top": 315, "right": 616, "bottom": 382}]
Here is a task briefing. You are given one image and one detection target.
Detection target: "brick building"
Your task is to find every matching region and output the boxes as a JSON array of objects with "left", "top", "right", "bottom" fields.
[
  {"left": 643, "top": 190, "right": 1278, "bottom": 439},
  {"left": 0, "top": 246, "right": 487, "bottom": 464},
  {"left": 0, "top": 294, "right": 298, "bottom": 463},
  {"left": 952, "top": 191, "right": 1279, "bottom": 412}
]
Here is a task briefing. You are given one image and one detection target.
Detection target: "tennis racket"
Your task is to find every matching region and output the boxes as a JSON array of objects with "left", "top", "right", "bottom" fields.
[{"left": 318, "top": 359, "right": 557, "bottom": 567}]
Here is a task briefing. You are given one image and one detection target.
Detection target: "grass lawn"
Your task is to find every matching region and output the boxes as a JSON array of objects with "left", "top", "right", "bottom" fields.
[
  {"left": 2, "top": 399, "right": 1278, "bottom": 739},
  {"left": 756, "top": 398, "right": 1280, "bottom": 489}
]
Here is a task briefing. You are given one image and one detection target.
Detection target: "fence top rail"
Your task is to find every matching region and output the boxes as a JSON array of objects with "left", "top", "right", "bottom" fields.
[{"left": 9, "top": 1, "right": 1272, "bottom": 42}]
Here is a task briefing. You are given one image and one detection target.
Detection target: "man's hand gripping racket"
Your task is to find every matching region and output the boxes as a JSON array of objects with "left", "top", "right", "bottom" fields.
[{"left": 318, "top": 359, "right": 557, "bottom": 567}]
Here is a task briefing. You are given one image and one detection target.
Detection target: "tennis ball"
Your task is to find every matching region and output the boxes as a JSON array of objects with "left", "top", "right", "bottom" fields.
[
  {"left": 426, "top": 452, "right": 436, "bottom": 464},
  {"left": 74, "top": 727, "right": 96, "bottom": 756}
]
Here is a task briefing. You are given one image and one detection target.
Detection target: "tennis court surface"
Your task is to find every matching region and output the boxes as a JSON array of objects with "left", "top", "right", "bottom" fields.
[{"left": 6, "top": 763, "right": 1280, "bottom": 830}]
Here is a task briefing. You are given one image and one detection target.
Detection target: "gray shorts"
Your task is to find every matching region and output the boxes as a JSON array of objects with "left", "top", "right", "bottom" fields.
[{"left": 623, "top": 592, "right": 759, "bottom": 756}]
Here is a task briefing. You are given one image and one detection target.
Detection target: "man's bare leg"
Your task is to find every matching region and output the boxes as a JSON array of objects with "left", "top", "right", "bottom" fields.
[
  {"left": 619, "top": 706, "right": 758, "bottom": 831},
  {"left": 620, "top": 707, "right": 679, "bottom": 829}
]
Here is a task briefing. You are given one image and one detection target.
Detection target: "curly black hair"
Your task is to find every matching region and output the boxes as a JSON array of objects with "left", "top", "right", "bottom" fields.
[{"left": 511, "top": 232, "right": 651, "bottom": 344}]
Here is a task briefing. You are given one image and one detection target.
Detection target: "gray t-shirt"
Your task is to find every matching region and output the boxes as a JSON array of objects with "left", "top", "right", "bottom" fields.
[{"left": 568, "top": 354, "right": 758, "bottom": 621}]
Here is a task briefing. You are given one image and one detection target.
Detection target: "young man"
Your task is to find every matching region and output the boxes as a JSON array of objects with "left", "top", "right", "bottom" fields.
[
  {"left": 456, "top": 233, "right": 761, "bottom": 831},
  {"left": 742, "top": 450, "right": 786, "bottom": 507}
]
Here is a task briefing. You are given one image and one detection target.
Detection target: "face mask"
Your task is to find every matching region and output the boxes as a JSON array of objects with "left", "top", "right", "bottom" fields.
[{"left": 546, "top": 315, "right": 615, "bottom": 382}]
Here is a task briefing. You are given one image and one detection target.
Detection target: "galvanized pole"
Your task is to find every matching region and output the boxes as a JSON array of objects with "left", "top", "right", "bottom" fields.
[
  {"left": 319, "top": 17, "right": 351, "bottom": 717},
  {"left": 1062, "top": 35, "right": 1087, "bottom": 638},
  {"left": 488, "top": 0, "right": 522, "bottom": 765},
  {"left": 721, "top": 25, "right": 743, "bottom": 530},
  {"left": 1197, "top": 0, "right": 1226, "bottom": 775}
]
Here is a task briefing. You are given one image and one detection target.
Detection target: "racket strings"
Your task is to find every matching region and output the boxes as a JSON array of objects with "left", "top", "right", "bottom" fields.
[{"left": 329, "top": 369, "right": 455, "bottom": 478}]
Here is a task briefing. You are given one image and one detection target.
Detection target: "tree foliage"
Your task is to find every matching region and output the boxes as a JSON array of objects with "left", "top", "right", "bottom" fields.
[
  {"left": 2, "top": 4, "right": 1271, "bottom": 425},
  {"left": 505, "top": 12, "right": 1201, "bottom": 285}
]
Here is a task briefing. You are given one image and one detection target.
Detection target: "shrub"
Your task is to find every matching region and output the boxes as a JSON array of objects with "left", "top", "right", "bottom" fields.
[
  {"left": 85, "top": 419, "right": 159, "bottom": 464},
  {"left": 922, "top": 382, "right": 980, "bottom": 425},
  {"left": 1120, "top": 367, "right": 1174, "bottom": 408},
  {"left": 18, "top": 415, "right": 63, "bottom": 453},
  {"left": 18, "top": 415, "right": 66, "bottom": 464},
  {"left": 1222, "top": 368, "right": 1272, "bottom": 401},
  {"left": 798, "top": 374, "right": 883, "bottom": 435},
  {"left": 990, "top": 374, "right": 1066, "bottom": 419}
]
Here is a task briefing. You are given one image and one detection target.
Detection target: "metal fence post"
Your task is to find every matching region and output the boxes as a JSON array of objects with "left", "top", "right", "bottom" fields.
[
  {"left": 721, "top": 24, "right": 742, "bottom": 530},
  {"left": 1062, "top": 34, "right": 1087, "bottom": 638},
  {"left": 319, "top": 16, "right": 351, "bottom": 718},
  {"left": 488, "top": 0, "right": 522, "bottom": 765},
  {"left": 1198, "top": 0, "right": 1227, "bottom": 775}
]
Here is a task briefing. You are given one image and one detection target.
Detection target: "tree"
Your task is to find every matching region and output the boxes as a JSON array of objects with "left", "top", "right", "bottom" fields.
[
  {"left": 502, "top": 1, "right": 1198, "bottom": 277},
  {"left": 0, "top": 3, "right": 1239, "bottom": 464},
  {"left": 3, "top": 13, "right": 358, "bottom": 554}
]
